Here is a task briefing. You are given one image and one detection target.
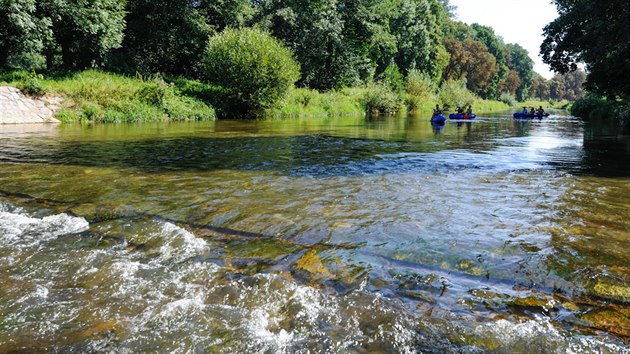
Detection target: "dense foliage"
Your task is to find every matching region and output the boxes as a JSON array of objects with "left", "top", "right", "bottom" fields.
[
  {"left": 202, "top": 27, "right": 300, "bottom": 118},
  {"left": 1, "top": 0, "right": 126, "bottom": 69},
  {"left": 530, "top": 70, "right": 586, "bottom": 102},
  {"left": 112, "top": 0, "right": 213, "bottom": 76},
  {"left": 504, "top": 44, "right": 534, "bottom": 101},
  {"left": 0, "top": 0, "right": 592, "bottom": 117},
  {"left": 254, "top": 0, "right": 445, "bottom": 91},
  {"left": 541, "top": 0, "right": 629, "bottom": 100},
  {"left": 0, "top": 0, "right": 50, "bottom": 68}
]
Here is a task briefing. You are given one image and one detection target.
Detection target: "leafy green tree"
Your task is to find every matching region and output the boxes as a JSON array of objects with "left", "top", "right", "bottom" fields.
[
  {"left": 436, "top": 0, "right": 456, "bottom": 18},
  {"left": 529, "top": 73, "right": 550, "bottom": 100},
  {"left": 0, "top": 0, "right": 51, "bottom": 68},
  {"left": 498, "top": 70, "right": 521, "bottom": 97},
  {"left": 201, "top": 0, "right": 254, "bottom": 31},
  {"left": 255, "top": 0, "right": 357, "bottom": 90},
  {"left": 40, "top": 0, "right": 127, "bottom": 69},
  {"left": 202, "top": 27, "right": 300, "bottom": 117},
  {"left": 471, "top": 23, "right": 507, "bottom": 99},
  {"left": 113, "top": 0, "right": 213, "bottom": 75},
  {"left": 442, "top": 20, "right": 475, "bottom": 41},
  {"left": 443, "top": 38, "right": 498, "bottom": 96},
  {"left": 541, "top": 0, "right": 630, "bottom": 99},
  {"left": 549, "top": 75, "right": 566, "bottom": 101},
  {"left": 255, "top": 0, "right": 443, "bottom": 90},
  {"left": 388, "top": 0, "right": 442, "bottom": 78},
  {"left": 560, "top": 69, "right": 586, "bottom": 101},
  {"left": 505, "top": 43, "right": 534, "bottom": 101}
]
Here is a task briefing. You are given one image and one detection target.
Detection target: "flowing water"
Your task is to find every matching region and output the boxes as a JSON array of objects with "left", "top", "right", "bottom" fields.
[{"left": 0, "top": 113, "right": 629, "bottom": 353}]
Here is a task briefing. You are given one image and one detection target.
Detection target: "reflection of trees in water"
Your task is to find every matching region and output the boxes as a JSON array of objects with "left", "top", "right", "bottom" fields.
[
  {"left": 581, "top": 121, "right": 630, "bottom": 177},
  {"left": 546, "top": 118, "right": 630, "bottom": 285}
]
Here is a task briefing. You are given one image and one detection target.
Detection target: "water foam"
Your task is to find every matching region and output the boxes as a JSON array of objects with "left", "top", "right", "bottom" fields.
[
  {"left": 0, "top": 204, "right": 89, "bottom": 246},
  {"left": 476, "top": 317, "right": 629, "bottom": 353},
  {"left": 155, "top": 222, "right": 208, "bottom": 263}
]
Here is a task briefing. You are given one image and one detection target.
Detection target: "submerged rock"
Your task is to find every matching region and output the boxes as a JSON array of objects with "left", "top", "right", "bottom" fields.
[
  {"left": 588, "top": 282, "right": 630, "bottom": 303},
  {"left": 581, "top": 308, "right": 630, "bottom": 339},
  {"left": 296, "top": 250, "right": 334, "bottom": 279}
]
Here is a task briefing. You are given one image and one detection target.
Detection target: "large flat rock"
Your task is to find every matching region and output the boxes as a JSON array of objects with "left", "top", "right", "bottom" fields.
[{"left": 0, "top": 86, "right": 61, "bottom": 124}]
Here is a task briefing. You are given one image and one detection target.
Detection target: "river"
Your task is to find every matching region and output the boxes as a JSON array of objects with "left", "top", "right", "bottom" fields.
[{"left": 0, "top": 112, "right": 628, "bottom": 352}]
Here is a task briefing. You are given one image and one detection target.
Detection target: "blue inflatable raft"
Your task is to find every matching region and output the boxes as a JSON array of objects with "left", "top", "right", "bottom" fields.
[
  {"left": 431, "top": 114, "right": 446, "bottom": 123},
  {"left": 449, "top": 113, "right": 476, "bottom": 120},
  {"left": 513, "top": 112, "right": 550, "bottom": 118}
]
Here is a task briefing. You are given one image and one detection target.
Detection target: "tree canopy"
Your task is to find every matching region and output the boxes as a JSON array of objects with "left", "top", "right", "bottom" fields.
[
  {"left": 505, "top": 43, "right": 534, "bottom": 101},
  {"left": 0, "top": 0, "right": 577, "bottom": 114},
  {"left": 541, "top": 0, "right": 630, "bottom": 99}
]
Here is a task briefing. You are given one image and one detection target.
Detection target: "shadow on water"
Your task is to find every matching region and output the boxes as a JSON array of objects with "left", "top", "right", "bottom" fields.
[
  {"left": 578, "top": 120, "right": 630, "bottom": 177},
  {"left": 4, "top": 114, "right": 628, "bottom": 177}
]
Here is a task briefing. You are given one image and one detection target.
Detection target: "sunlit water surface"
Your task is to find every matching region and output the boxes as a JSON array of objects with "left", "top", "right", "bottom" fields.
[{"left": 0, "top": 113, "right": 629, "bottom": 352}]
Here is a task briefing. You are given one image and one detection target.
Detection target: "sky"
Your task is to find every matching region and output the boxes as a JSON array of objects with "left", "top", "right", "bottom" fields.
[{"left": 449, "top": 0, "right": 559, "bottom": 78}]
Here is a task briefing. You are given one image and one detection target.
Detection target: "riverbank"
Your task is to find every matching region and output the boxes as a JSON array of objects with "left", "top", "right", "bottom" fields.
[
  {"left": 0, "top": 86, "right": 61, "bottom": 124},
  {"left": 570, "top": 95, "right": 630, "bottom": 133},
  {"left": 0, "top": 70, "right": 216, "bottom": 123},
  {"left": 2, "top": 70, "right": 566, "bottom": 123}
]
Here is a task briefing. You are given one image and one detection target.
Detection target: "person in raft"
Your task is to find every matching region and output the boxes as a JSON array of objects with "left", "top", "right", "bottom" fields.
[
  {"left": 433, "top": 104, "right": 443, "bottom": 116},
  {"left": 536, "top": 106, "right": 545, "bottom": 115},
  {"left": 466, "top": 105, "right": 473, "bottom": 115},
  {"left": 456, "top": 106, "right": 464, "bottom": 114},
  {"left": 530, "top": 107, "right": 536, "bottom": 114},
  {"left": 521, "top": 107, "right": 528, "bottom": 113}
]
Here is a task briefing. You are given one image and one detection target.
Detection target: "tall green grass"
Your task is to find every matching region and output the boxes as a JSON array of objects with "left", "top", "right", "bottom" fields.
[
  {"left": 472, "top": 99, "right": 509, "bottom": 113},
  {"left": 1, "top": 70, "right": 216, "bottom": 123},
  {"left": 519, "top": 99, "right": 570, "bottom": 110},
  {"left": 1, "top": 69, "right": 529, "bottom": 122},
  {"left": 404, "top": 69, "right": 437, "bottom": 112},
  {"left": 267, "top": 87, "right": 365, "bottom": 118}
]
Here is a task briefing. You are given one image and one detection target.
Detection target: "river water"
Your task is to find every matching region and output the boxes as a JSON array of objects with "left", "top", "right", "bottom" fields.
[{"left": 0, "top": 112, "right": 628, "bottom": 352}]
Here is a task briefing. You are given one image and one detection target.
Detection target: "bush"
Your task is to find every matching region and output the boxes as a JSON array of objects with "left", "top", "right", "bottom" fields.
[
  {"left": 80, "top": 101, "right": 105, "bottom": 121},
  {"left": 570, "top": 94, "right": 614, "bottom": 121},
  {"left": 361, "top": 83, "right": 404, "bottom": 115},
  {"left": 164, "top": 95, "right": 216, "bottom": 121},
  {"left": 438, "top": 79, "right": 476, "bottom": 110},
  {"left": 16, "top": 71, "right": 46, "bottom": 96},
  {"left": 405, "top": 69, "right": 436, "bottom": 111},
  {"left": 39, "top": 71, "right": 216, "bottom": 123},
  {"left": 202, "top": 27, "right": 300, "bottom": 118},
  {"left": 379, "top": 62, "right": 405, "bottom": 95},
  {"left": 7, "top": 52, "right": 46, "bottom": 71},
  {"left": 497, "top": 92, "right": 517, "bottom": 107},
  {"left": 268, "top": 87, "right": 364, "bottom": 118},
  {"left": 103, "top": 101, "right": 165, "bottom": 123},
  {"left": 55, "top": 108, "right": 79, "bottom": 123},
  {"left": 137, "top": 82, "right": 166, "bottom": 107}
]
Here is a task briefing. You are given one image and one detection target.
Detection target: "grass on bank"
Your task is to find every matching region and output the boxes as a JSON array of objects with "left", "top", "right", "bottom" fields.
[
  {"left": 267, "top": 84, "right": 514, "bottom": 119},
  {"left": 1, "top": 69, "right": 568, "bottom": 123},
  {"left": 0, "top": 70, "right": 216, "bottom": 123},
  {"left": 268, "top": 87, "right": 366, "bottom": 118}
]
